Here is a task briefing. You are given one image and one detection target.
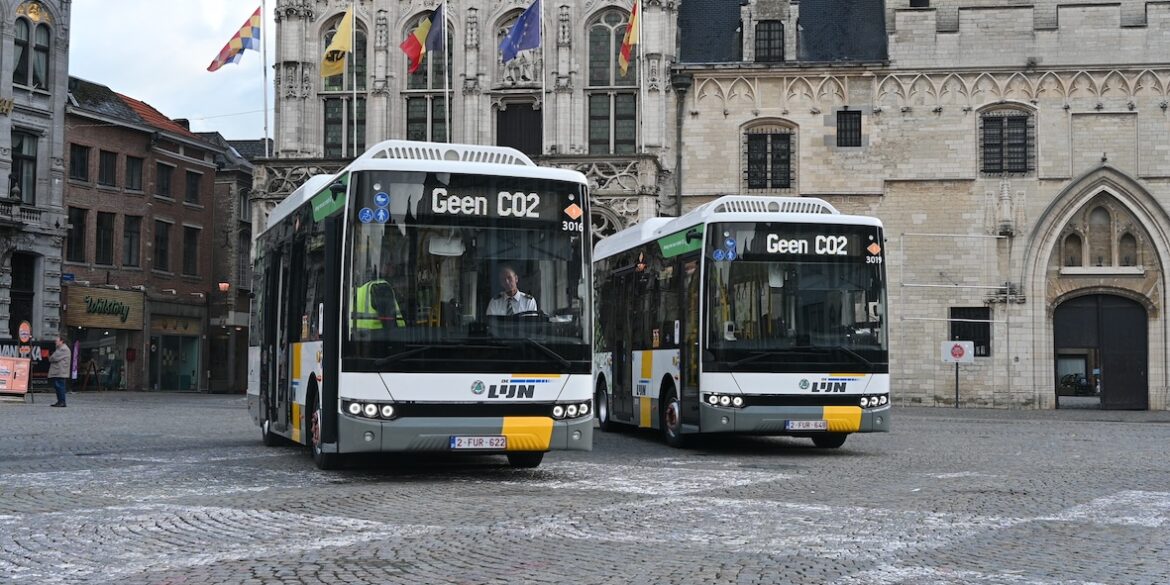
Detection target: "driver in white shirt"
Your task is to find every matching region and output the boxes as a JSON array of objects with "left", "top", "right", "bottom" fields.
[{"left": 486, "top": 265, "right": 537, "bottom": 316}]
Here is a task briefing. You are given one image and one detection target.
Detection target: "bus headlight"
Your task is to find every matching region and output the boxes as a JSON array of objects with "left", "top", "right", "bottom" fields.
[
  {"left": 732, "top": 396, "right": 744, "bottom": 407},
  {"left": 552, "top": 405, "right": 565, "bottom": 418},
  {"left": 879, "top": 395, "right": 888, "bottom": 405},
  {"left": 579, "top": 402, "right": 590, "bottom": 416},
  {"left": 380, "top": 404, "right": 395, "bottom": 418},
  {"left": 348, "top": 402, "right": 362, "bottom": 415},
  {"left": 708, "top": 395, "right": 719, "bottom": 405},
  {"left": 860, "top": 397, "right": 870, "bottom": 407},
  {"left": 363, "top": 403, "right": 378, "bottom": 418},
  {"left": 719, "top": 395, "right": 731, "bottom": 407},
  {"left": 567, "top": 404, "right": 579, "bottom": 417}
]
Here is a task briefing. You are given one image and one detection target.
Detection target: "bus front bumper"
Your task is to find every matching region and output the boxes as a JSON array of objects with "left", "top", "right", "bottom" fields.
[
  {"left": 336, "top": 414, "right": 594, "bottom": 453},
  {"left": 699, "top": 403, "right": 891, "bottom": 434}
]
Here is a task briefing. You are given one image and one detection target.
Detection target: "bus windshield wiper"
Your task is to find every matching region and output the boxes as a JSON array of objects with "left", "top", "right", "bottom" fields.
[
  {"left": 497, "top": 338, "right": 571, "bottom": 368},
  {"left": 785, "top": 344, "right": 875, "bottom": 369}
]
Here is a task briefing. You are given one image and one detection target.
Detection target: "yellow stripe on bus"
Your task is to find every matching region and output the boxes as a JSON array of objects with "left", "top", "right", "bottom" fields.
[
  {"left": 823, "top": 406, "right": 862, "bottom": 432},
  {"left": 640, "top": 396, "right": 653, "bottom": 428},
  {"left": 291, "top": 402, "right": 302, "bottom": 444},
  {"left": 502, "top": 416, "right": 553, "bottom": 451},
  {"left": 641, "top": 351, "right": 653, "bottom": 379},
  {"left": 291, "top": 344, "right": 303, "bottom": 379}
]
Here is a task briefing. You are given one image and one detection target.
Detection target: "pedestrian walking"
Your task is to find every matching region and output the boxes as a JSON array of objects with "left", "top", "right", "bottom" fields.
[{"left": 48, "top": 335, "right": 71, "bottom": 407}]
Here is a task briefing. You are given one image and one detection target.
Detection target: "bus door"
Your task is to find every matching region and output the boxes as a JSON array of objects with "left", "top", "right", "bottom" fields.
[
  {"left": 611, "top": 269, "right": 635, "bottom": 422},
  {"left": 679, "top": 252, "right": 702, "bottom": 426},
  {"left": 273, "top": 251, "right": 291, "bottom": 432}
]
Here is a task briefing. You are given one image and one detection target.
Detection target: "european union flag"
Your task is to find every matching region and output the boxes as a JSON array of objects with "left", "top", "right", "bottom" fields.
[{"left": 499, "top": 0, "right": 541, "bottom": 64}]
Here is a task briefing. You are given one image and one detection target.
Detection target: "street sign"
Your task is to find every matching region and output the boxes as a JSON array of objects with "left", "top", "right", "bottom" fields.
[
  {"left": 61, "top": 273, "right": 74, "bottom": 283},
  {"left": 941, "top": 341, "right": 975, "bottom": 364}
]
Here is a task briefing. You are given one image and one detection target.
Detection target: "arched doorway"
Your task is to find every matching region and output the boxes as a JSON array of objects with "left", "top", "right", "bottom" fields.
[{"left": 1053, "top": 294, "right": 1148, "bottom": 409}]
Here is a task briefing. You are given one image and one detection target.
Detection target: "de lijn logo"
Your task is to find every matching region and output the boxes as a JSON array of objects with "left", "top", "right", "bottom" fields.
[
  {"left": 799, "top": 379, "right": 810, "bottom": 390},
  {"left": 471, "top": 379, "right": 535, "bottom": 399},
  {"left": 84, "top": 295, "right": 131, "bottom": 323}
]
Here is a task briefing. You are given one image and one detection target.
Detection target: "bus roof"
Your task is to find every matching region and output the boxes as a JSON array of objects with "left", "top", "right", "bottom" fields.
[
  {"left": 593, "top": 195, "right": 884, "bottom": 260},
  {"left": 262, "top": 140, "right": 589, "bottom": 233}
]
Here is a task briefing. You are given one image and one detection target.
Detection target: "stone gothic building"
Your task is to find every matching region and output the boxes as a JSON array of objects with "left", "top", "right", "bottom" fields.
[
  {"left": 675, "top": 0, "right": 1170, "bottom": 409},
  {"left": 257, "top": 0, "right": 680, "bottom": 244}
]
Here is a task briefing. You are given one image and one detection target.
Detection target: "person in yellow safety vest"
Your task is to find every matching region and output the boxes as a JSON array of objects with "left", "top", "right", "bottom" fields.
[{"left": 352, "top": 278, "right": 407, "bottom": 329}]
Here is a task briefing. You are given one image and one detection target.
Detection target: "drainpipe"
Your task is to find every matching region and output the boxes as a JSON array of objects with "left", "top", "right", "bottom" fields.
[{"left": 670, "top": 72, "right": 693, "bottom": 216}]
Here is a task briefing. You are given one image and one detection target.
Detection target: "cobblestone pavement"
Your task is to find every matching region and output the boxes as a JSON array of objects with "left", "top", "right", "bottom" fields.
[{"left": 3, "top": 392, "right": 1170, "bottom": 584}]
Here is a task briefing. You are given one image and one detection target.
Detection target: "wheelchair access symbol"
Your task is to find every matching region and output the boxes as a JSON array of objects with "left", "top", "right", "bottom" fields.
[{"left": 358, "top": 208, "right": 374, "bottom": 223}]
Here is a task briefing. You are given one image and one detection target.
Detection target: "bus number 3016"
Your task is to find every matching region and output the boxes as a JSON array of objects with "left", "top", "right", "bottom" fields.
[{"left": 563, "top": 220, "right": 584, "bottom": 232}]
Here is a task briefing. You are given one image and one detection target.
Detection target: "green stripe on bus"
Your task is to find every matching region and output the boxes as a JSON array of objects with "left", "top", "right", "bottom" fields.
[{"left": 657, "top": 226, "right": 704, "bottom": 258}]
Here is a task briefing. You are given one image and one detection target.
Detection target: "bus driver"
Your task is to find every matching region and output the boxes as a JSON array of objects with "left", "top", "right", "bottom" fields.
[{"left": 486, "top": 265, "right": 537, "bottom": 316}]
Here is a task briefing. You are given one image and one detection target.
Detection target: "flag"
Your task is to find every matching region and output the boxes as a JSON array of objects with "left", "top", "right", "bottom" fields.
[
  {"left": 618, "top": 0, "right": 640, "bottom": 76},
  {"left": 499, "top": 0, "right": 541, "bottom": 64},
  {"left": 321, "top": 7, "right": 354, "bottom": 78},
  {"left": 400, "top": 6, "right": 444, "bottom": 74},
  {"left": 207, "top": 6, "right": 262, "bottom": 72}
]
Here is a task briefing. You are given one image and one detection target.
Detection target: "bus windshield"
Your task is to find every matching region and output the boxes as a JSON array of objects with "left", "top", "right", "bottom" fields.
[
  {"left": 704, "top": 222, "right": 888, "bottom": 373},
  {"left": 343, "top": 170, "right": 590, "bottom": 374}
]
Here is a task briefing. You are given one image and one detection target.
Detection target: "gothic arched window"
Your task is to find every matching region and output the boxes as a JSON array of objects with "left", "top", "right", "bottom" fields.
[
  {"left": 405, "top": 13, "right": 453, "bottom": 143},
  {"left": 1119, "top": 233, "right": 1138, "bottom": 267},
  {"left": 587, "top": 9, "right": 636, "bottom": 155},
  {"left": 14, "top": 18, "right": 51, "bottom": 90},
  {"left": 322, "top": 14, "right": 368, "bottom": 158},
  {"left": 1088, "top": 207, "right": 1112, "bottom": 266},
  {"left": 1062, "top": 234, "right": 1083, "bottom": 267}
]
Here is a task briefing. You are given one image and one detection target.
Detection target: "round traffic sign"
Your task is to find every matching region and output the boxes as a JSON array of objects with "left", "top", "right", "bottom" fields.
[{"left": 950, "top": 344, "right": 965, "bottom": 359}]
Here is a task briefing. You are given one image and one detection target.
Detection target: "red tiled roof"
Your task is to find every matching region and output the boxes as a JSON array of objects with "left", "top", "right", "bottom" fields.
[{"left": 116, "top": 93, "right": 199, "bottom": 140}]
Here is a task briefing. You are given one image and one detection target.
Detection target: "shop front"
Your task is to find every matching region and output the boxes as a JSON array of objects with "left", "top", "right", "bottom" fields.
[
  {"left": 149, "top": 312, "right": 205, "bottom": 391},
  {"left": 62, "top": 286, "right": 144, "bottom": 391}
]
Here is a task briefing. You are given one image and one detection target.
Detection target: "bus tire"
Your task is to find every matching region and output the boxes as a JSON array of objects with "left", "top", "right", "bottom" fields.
[
  {"left": 595, "top": 382, "right": 616, "bottom": 432},
  {"left": 811, "top": 433, "right": 848, "bottom": 449},
  {"left": 660, "top": 386, "right": 688, "bottom": 448},
  {"left": 506, "top": 452, "right": 544, "bottom": 468},
  {"left": 260, "top": 418, "right": 283, "bottom": 447},
  {"left": 310, "top": 388, "right": 342, "bottom": 470}
]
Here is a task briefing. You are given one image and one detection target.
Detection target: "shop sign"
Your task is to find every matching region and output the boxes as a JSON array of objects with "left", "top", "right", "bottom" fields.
[{"left": 64, "top": 286, "right": 144, "bottom": 330}]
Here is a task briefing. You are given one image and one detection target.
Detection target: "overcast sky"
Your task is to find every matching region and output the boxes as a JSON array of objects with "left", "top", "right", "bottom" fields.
[{"left": 70, "top": 1, "right": 277, "bottom": 141}]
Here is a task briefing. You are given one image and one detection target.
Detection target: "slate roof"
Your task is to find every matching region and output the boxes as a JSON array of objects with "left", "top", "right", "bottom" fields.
[
  {"left": 678, "top": 0, "right": 743, "bottom": 63},
  {"left": 227, "top": 139, "right": 273, "bottom": 162},
  {"left": 67, "top": 77, "right": 145, "bottom": 126}
]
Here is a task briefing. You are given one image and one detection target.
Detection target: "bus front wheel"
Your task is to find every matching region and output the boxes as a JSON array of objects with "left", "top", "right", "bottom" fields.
[
  {"left": 310, "top": 390, "right": 342, "bottom": 470},
  {"left": 596, "top": 383, "right": 616, "bottom": 432},
  {"left": 507, "top": 452, "right": 544, "bottom": 468},
  {"left": 660, "top": 388, "right": 687, "bottom": 448},
  {"left": 811, "top": 433, "right": 848, "bottom": 449}
]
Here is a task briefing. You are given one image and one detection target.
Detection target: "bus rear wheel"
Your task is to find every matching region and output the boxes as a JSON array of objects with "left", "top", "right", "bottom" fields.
[
  {"left": 811, "top": 433, "right": 848, "bottom": 449},
  {"left": 595, "top": 383, "right": 616, "bottom": 432},
  {"left": 506, "top": 452, "right": 544, "bottom": 468},
  {"left": 310, "top": 391, "right": 342, "bottom": 470},
  {"left": 660, "top": 388, "right": 687, "bottom": 448}
]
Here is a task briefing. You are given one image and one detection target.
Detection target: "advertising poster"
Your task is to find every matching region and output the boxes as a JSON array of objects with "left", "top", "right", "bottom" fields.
[{"left": 0, "top": 356, "right": 31, "bottom": 394}]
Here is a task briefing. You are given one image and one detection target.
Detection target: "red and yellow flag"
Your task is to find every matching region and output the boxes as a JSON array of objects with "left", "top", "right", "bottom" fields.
[
  {"left": 400, "top": 6, "right": 444, "bottom": 74},
  {"left": 618, "top": 1, "right": 640, "bottom": 77}
]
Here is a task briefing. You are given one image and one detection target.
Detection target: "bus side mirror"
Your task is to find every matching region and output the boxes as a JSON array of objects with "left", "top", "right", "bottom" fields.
[
  {"left": 685, "top": 228, "right": 702, "bottom": 243},
  {"left": 329, "top": 181, "right": 346, "bottom": 198}
]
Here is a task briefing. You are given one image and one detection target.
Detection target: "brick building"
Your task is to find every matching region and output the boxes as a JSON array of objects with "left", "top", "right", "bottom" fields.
[
  {"left": 0, "top": 1, "right": 71, "bottom": 347},
  {"left": 63, "top": 77, "right": 226, "bottom": 391},
  {"left": 675, "top": 0, "right": 1170, "bottom": 409}
]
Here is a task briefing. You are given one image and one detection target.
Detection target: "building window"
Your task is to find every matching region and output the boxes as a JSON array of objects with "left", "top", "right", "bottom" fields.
[
  {"left": 126, "top": 156, "right": 143, "bottom": 191},
  {"left": 69, "top": 144, "right": 90, "bottom": 181},
  {"left": 754, "top": 20, "right": 784, "bottom": 63},
  {"left": 1088, "top": 207, "right": 1112, "bottom": 266},
  {"left": 13, "top": 19, "right": 50, "bottom": 90},
  {"left": 837, "top": 110, "right": 862, "bottom": 147},
  {"left": 98, "top": 150, "right": 117, "bottom": 186},
  {"left": 910, "top": 0, "right": 930, "bottom": 7},
  {"left": 587, "top": 9, "right": 637, "bottom": 155},
  {"left": 182, "top": 226, "right": 200, "bottom": 276},
  {"left": 1120, "top": 233, "right": 1138, "bottom": 266},
  {"left": 8, "top": 253, "right": 36, "bottom": 338},
  {"left": 237, "top": 231, "right": 252, "bottom": 290},
  {"left": 238, "top": 188, "right": 251, "bottom": 223},
  {"left": 322, "top": 15, "right": 367, "bottom": 92},
  {"left": 324, "top": 97, "right": 367, "bottom": 157},
  {"left": 1062, "top": 233, "right": 1082, "bottom": 267},
  {"left": 95, "top": 212, "right": 115, "bottom": 266},
  {"left": 743, "top": 126, "right": 795, "bottom": 190},
  {"left": 154, "top": 220, "right": 171, "bottom": 272},
  {"left": 403, "top": 15, "right": 452, "bottom": 144},
  {"left": 66, "top": 207, "right": 87, "bottom": 263},
  {"left": 156, "top": 163, "right": 173, "bottom": 197},
  {"left": 123, "top": 215, "right": 141, "bottom": 267},
  {"left": 980, "top": 110, "right": 1033, "bottom": 174},
  {"left": 185, "top": 171, "right": 201, "bottom": 205},
  {"left": 11, "top": 130, "right": 36, "bottom": 204},
  {"left": 949, "top": 307, "right": 991, "bottom": 357}
]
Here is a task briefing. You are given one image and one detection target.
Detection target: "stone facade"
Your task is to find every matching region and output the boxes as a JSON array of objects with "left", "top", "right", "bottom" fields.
[
  {"left": 676, "top": 0, "right": 1170, "bottom": 409},
  {"left": 0, "top": 0, "right": 71, "bottom": 342},
  {"left": 261, "top": 0, "right": 679, "bottom": 240}
]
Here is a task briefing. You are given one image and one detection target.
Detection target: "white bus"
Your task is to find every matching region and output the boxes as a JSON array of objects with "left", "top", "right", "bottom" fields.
[
  {"left": 248, "top": 141, "right": 594, "bottom": 469},
  {"left": 593, "top": 196, "right": 889, "bottom": 448}
]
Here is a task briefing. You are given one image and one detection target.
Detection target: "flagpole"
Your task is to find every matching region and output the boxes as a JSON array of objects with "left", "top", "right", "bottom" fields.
[
  {"left": 540, "top": 0, "right": 546, "bottom": 155},
  {"left": 351, "top": 0, "right": 357, "bottom": 157},
  {"left": 444, "top": 0, "right": 450, "bottom": 143},
  {"left": 262, "top": 0, "right": 270, "bottom": 157},
  {"left": 637, "top": 0, "right": 644, "bottom": 154}
]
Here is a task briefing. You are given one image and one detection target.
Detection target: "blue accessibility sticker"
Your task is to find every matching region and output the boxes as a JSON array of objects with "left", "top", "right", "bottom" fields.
[
  {"left": 727, "top": 250, "right": 737, "bottom": 261},
  {"left": 358, "top": 208, "right": 374, "bottom": 223},
  {"left": 713, "top": 248, "right": 726, "bottom": 261},
  {"left": 374, "top": 208, "right": 390, "bottom": 223},
  {"left": 725, "top": 238, "right": 736, "bottom": 249},
  {"left": 374, "top": 192, "right": 390, "bottom": 207}
]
